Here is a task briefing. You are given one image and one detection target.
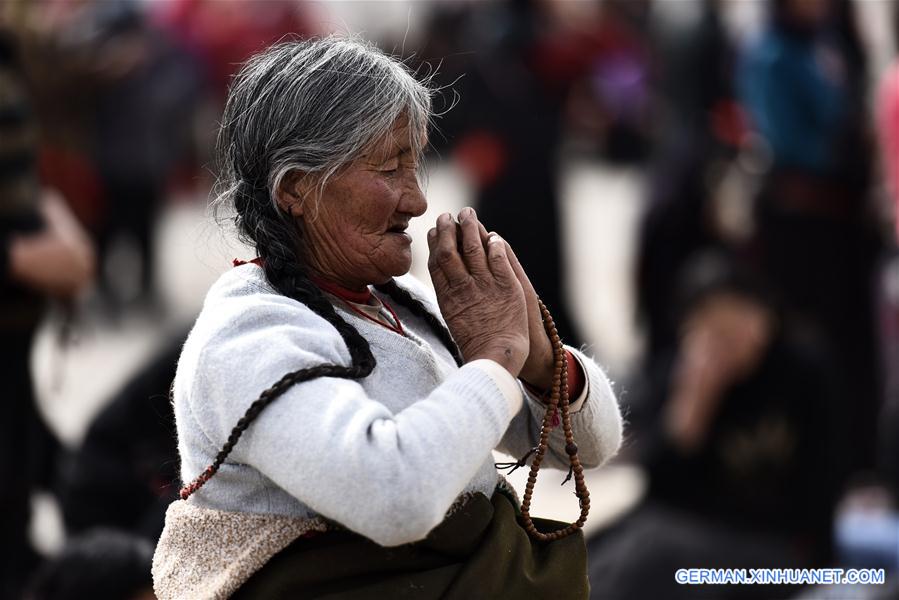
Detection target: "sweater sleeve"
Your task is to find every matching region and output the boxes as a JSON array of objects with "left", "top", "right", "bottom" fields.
[
  {"left": 496, "top": 347, "right": 623, "bottom": 470},
  {"left": 391, "top": 274, "right": 624, "bottom": 469},
  {"left": 179, "top": 288, "right": 522, "bottom": 547}
]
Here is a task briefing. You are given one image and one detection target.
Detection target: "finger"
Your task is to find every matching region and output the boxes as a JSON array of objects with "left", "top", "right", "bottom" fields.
[
  {"left": 476, "top": 218, "right": 490, "bottom": 247},
  {"left": 457, "top": 207, "right": 491, "bottom": 279},
  {"left": 431, "top": 212, "right": 468, "bottom": 286},
  {"left": 498, "top": 236, "right": 538, "bottom": 299},
  {"left": 485, "top": 233, "right": 518, "bottom": 286},
  {"left": 426, "top": 227, "right": 451, "bottom": 291}
]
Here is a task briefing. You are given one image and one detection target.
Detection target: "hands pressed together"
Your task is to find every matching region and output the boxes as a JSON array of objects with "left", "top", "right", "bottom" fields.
[{"left": 427, "top": 207, "right": 555, "bottom": 389}]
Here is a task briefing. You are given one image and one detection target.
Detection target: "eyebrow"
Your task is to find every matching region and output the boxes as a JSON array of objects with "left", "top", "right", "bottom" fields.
[{"left": 361, "top": 127, "right": 423, "bottom": 161}]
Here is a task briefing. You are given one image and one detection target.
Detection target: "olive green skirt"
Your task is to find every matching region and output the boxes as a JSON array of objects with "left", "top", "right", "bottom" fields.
[{"left": 231, "top": 491, "right": 588, "bottom": 599}]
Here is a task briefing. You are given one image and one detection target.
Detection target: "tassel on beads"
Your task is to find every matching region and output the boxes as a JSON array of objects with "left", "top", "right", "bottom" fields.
[
  {"left": 561, "top": 464, "right": 574, "bottom": 486},
  {"left": 495, "top": 446, "right": 538, "bottom": 474},
  {"left": 561, "top": 440, "right": 578, "bottom": 485}
]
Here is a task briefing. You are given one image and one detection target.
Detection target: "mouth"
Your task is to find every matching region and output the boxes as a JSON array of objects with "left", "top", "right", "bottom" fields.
[{"left": 386, "top": 224, "right": 411, "bottom": 241}]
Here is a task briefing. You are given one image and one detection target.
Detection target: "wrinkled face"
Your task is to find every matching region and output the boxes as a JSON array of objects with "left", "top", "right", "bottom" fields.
[{"left": 299, "top": 118, "right": 427, "bottom": 290}]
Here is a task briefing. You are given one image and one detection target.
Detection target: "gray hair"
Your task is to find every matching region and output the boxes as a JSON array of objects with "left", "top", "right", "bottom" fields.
[{"left": 215, "top": 35, "right": 433, "bottom": 251}]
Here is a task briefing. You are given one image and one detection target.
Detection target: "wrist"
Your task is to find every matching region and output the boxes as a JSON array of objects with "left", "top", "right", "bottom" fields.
[
  {"left": 468, "top": 344, "right": 526, "bottom": 377},
  {"left": 519, "top": 352, "right": 554, "bottom": 390}
]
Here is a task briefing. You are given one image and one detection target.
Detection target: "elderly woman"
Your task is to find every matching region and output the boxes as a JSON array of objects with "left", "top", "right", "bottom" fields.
[{"left": 152, "top": 37, "right": 622, "bottom": 599}]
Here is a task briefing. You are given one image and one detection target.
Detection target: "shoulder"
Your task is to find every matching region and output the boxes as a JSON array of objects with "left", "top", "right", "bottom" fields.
[{"left": 178, "top": 265, "right": 352, "bottom": 396}]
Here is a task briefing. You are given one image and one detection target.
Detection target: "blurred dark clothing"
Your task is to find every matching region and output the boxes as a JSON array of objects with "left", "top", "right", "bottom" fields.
[
  {"left": 0, "top": 31, "right": 44, "bottom": 327},
  {"left": 752, "top": 178, "right": 882, "bottom": 475},
  {"left": 636, "top": 3, "right": 738, "bottom": 358},
  {"left": 588, "top": 501, "right": 808, "bottom": 600},
  {"left": 1, "top": 329, "right": 58, "bottom": 600},
  {"left": 87, "top": 6, "right": 197, "bottom": 182},
  {"left": 581, "top": 0, "right": 652, "bottom": 164},
  {"left": 27, "top": 528, "right": 154, "bottom": 600},
  {"left": 61, "top": 332, "right": 183, "bottom": 542},
  {"left": 0, "top": 31, "right": 58, "bottom": 600},
  {"left": 427, "top": 3, "right": 585, "bottom": 346},
  {"left": 590, "top": 323, "right": 841, "bottom": 599},
  {"left": 67, "top": 0, "right": 201, "bottom": 303},
  {"left": 636, "top": 134, "right": 726, "bottom": 359},
  {"left": 462, "top": 63, "right": 581, "bottom": 346},
  {"left": 878, "top": 252, "right": 899, "bottom": 492},
  {"left": 635, "top": 333, "right": 840, "bottom": 551},
  {"left": 652, "top": 3, "right": 735, "bottom": 144},
  {"left": 739, "top": 13, "right": 883, "bottom": 475}
]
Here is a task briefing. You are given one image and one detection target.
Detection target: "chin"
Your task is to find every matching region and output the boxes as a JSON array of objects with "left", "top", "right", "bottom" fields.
[{"left": 378, "top": 262, "right": 411, "bottom": 283}]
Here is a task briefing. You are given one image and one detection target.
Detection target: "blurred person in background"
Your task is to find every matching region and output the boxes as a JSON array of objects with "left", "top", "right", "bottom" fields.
[
  {"left": 571, "top": 0, "right": 652, "bottom": 164},
  {"left": 52, "top": 0, "right": 201, "bottom": 312},
  {"left": 151, "top": 0, "right": 318, "bottom": 103},
  {"left": 59, "top": 330, "right": 184, "bottom": 543},
  {"left": 0, "top": 24, "right": 94, "bottom": 600},
  {"left": 590, "top": 252, "right": 841, "bottom": 599},
  {"left": 876, "top": 4, "right": 899, "bottom": 491},
  {"left": 419, "top": 0, "right": 651, "bottom": 348},
  {"left": 26, "top": 528, "right": 155, "bottom": 600},
  {"left": 426, "top": 0, "right": 585, "bottom": 345},
  {"left": 635, "top": 0, "right": 745, "bottom": 362},
  {"left": 738, "top": 0, "right": 884, "bottom": 482},
  {"left": 877, "top": 1, "right": 899, "bottom": 245}
]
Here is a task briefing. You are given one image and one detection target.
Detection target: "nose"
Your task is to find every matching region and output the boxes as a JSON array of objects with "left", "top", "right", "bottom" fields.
[{"left": 400, "top": 175, "right": 427, "bottom": 218}]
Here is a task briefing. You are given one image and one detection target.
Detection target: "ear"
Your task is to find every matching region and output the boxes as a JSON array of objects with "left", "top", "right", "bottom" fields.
[{"left": 275, "top": 170, "right": 309, "bottom": 218}]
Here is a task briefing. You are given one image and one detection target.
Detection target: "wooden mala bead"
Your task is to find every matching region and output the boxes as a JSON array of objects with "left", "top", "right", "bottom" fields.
[{"left": 516, "top": 298, "right": 590, "bottom": 542}]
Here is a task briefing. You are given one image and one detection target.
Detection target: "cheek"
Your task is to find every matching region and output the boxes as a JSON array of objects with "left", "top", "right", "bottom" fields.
[{"left": 347, "top": 180, "right": 398, "bottom": 227}]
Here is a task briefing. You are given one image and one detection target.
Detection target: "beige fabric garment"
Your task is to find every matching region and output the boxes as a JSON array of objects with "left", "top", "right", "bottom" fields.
[
  {"left": 152, "top": 501, "right": 329, "bottom": 600},
  {"left": 153, "top": 480, "right": 519, "bottom": 600}
]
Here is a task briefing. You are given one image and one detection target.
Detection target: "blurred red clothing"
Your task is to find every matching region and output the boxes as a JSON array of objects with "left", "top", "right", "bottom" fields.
[
  {"left": 150, "top": 0, "right": 320, "bottom": 98},
  {"left": 877, "top": 62, "right": 899, "bottom": 242}
]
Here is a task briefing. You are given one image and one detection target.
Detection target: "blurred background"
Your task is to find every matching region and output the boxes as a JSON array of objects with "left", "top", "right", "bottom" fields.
[{"left": 2, "top": 0, "right": 898, "bottom": 598}]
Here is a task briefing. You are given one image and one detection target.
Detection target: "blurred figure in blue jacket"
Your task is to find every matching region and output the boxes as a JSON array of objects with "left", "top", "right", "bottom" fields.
[{"left": 738, "top": 0, "right": 884, "bottom": 483}]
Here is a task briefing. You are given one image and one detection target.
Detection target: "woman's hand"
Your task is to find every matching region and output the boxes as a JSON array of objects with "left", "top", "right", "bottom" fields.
[
  {"left": 499, "top": 237, "right": 556, "bottom": 390},
  {"left": 466, "top": 211, "right": 555, "bottom": 390},
  {"left": 427, "top": 209, "right": 529, "bottom": 376}
]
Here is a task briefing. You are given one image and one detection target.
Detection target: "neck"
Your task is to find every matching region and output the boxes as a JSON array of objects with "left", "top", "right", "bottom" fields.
[{"left": 308, "top": 273, "right": 373, "bottom": 303}]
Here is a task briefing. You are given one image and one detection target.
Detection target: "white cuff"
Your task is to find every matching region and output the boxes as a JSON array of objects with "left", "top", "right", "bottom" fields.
[
  {"left": 465, "top": 359, "right": 523, "bottom": 417},
  {"left": 566, "top": 350, "right": 590, "bottom": 413}
]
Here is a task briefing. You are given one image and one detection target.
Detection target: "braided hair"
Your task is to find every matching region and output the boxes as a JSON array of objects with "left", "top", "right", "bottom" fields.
[{"left": 180, "top": 37, "right": 457, "bottom": 500}]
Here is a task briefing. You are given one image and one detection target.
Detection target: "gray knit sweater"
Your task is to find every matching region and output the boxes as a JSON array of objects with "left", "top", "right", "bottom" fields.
[{"left": 174, "top": 264, "right": 622, "bottom": 547}]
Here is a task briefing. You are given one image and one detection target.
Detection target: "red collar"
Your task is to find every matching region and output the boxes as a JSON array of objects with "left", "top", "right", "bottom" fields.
[
  {"left": 233, "top": 258, "right": 403, "bottom": 335},
  {"left": 233, "top": 258, "right": 373, "bottom": 304},
  {"left": 232, "top": 257, "right": 265, "bottom": 268},
  {"left": 308, "top": 274, "right": 373, "bottom": 304},
  {"left": 309, "top": 274, "right": 404, "bottom": 336}
]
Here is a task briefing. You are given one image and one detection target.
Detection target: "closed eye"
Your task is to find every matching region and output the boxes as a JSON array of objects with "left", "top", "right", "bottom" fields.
[{"left": 378, "top": 158, "right": 400, "bottom": 172}]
